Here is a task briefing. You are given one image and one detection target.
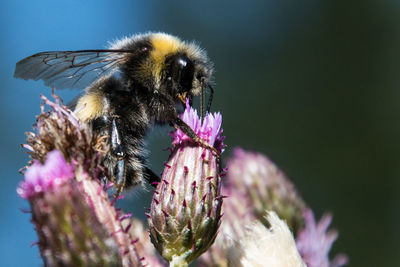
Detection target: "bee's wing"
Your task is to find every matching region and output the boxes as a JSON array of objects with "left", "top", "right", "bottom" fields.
[{"left": 14, "top": 50, "right": 133, "bottom": 89}]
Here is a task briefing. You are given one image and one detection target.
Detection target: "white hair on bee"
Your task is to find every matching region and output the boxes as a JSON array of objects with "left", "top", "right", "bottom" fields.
[
  {"left": 108, "top": 32, "right": 207, "bottom": 60},
  {"left": 227, "top": 211, "right": 306, "bottom": 267},
  {"left": 107, "top": 32, "right": 155, "bottom": 49}
]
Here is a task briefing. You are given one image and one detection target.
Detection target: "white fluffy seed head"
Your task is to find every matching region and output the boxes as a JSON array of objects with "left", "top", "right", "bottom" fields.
[{"left": 227, "top": 211, "right": 306, "bottom": 267}]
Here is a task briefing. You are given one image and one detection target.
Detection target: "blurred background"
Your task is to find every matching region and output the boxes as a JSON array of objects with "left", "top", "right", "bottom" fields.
[{"left": 1, "top": 0, "right": 399, "bottom": 266}]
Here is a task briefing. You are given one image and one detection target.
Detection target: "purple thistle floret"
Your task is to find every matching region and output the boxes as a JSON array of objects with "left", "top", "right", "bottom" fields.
[
  {"left": 149, "top": 100, "right": 224, "bottom": 266},
  {"left": 296, "top": 209, "right": 348, "bottom": 267},
  {"left": 17, "top": 150, "right": 74, "bottom": 199},
  {"left": 172, "top": 99, "right": 225, "bottom": 152}
]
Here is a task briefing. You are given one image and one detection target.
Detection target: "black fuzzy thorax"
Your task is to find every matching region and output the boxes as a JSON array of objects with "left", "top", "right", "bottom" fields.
[{"left": 89, "top": 74, "right": 178, "bottom": 187}]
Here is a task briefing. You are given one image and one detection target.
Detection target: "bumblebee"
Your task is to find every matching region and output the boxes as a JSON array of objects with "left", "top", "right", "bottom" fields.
[{"left": 14, "top": 32, "right": 215, "bottom": 195}]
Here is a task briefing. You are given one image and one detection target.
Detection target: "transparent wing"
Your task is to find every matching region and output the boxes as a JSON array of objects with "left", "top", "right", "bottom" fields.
[{"left": 14, "top": 49, "right": 132, "bottom": 89}]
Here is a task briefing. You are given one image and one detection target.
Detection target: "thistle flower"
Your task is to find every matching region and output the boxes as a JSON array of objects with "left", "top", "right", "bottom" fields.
[
  {"left": 198, "top": 148, "right": 347, "bottom": 267},
  {"left": 17, "top": 150, "right": 75, "bottom": 199},
  {"left": 197, "top": 179, "right": 255, "bottom": 267},
  {"left": 18, "top": 93, "right": 348, "bottom": 266},
  {"left": 124, "top": 218, "right": 167, "bottom": 267},
  {"left": 227, "top": 211, "right": 306, "bottom": 267},
  {"left": 296, "top": 209, "right": 348, "bottom": 267},
  {"left": 18, "top": 94, "right": 144, "bottom": 266},
  {"left": 148, "top": 100, "right": 224, "bottom": 267},
  {"left": 226, "top": 148, "right": 306, "bottom": 232},
  {"left": 198, "top": 148, "right": 306, "bottom": 266},
  {"left": 23, "top": 94, "right": 107, "bottom": 178}
]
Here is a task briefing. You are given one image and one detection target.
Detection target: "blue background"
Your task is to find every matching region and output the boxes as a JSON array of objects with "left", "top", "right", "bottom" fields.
[{"left": 1, "top": 1, "right": 399, "bottom": 266}]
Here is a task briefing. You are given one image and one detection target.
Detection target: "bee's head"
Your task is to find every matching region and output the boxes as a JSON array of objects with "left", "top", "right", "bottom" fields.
[
  {"left": 132, "top": 33, "right": 214, "bottom": 109},
  {"left": 164, "top": 52, "right": 213, "bottom": 106}
]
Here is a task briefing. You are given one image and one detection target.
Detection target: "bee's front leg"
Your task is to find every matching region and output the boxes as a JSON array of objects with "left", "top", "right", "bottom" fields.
[
  {"left": 110, "top": 116, "right": 127, "bottom": 195},
  {"left": 172, "top": 116, "right": 220, "bottom": 156}
]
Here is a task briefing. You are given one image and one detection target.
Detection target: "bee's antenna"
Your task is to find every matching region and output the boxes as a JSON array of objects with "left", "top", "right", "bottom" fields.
[
  {"left": 200, "top": 86, "right": 205, "bottom": 121},
  {"left": 206, "top": 84, "right": 214, "bottom": 114},
  {"left": 200, "top": 84, "right": 214, "bottom": 121}
]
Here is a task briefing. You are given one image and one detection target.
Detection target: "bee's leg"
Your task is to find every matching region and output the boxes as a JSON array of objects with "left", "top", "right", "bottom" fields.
[
  {"left": 111, "top": 117, "right": 125, "bottom": 159},
  {"left": 172, "top": 117, "right": 220, "bottom": 156},
  {"left": 114, "top": 159, "right": 126, "bottom": 196},
  {"left": 110, "top": 117, "right": 127, "bottom": 195},
  {"left": 200, "top": 85, "right": 205, "bottom": 120},
  {"left": 144, "top": 167, "right": 161, "bottom": 187},
  {"left": 200, "top": 83, "right": 214, "bottom": 118}
]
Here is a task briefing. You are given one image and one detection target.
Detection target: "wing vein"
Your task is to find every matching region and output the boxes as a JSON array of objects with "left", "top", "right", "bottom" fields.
[{"left": 14, "top": 50, "right": 133, "bottom": 90}]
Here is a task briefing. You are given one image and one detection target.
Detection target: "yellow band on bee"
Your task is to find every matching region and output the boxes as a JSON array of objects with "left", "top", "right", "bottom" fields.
[{"left": 75, "top": 93, "right": 105, "bottom": 122}]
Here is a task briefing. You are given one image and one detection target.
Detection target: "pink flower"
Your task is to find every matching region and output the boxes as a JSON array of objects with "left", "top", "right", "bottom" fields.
[
  {"left": 149, "top": 100, "right": 224, "bottom": 266},
  {"left": 17, "top": 94, "right": 144, "bottom": 266},
  {"left": 17, "top": 150, "right": 74, "bottom": 199}
]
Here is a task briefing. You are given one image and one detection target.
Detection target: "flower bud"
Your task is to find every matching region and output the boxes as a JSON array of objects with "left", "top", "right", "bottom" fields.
[{"left": 148, "top": 100, "right": 224, "bottom": 266}]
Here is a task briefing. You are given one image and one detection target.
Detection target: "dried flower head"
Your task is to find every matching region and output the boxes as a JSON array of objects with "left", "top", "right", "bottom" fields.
[
  {"left": 148, "top": 100, "right": 224, "bottom": 266},
  {"left": 24, "top": 93, "right": 108, "bottom": 179},
  {"left": 18, "top": 94, "right": 144, "bottom": 266}
]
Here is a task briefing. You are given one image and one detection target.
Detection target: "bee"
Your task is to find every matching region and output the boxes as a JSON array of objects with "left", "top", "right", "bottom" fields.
[{"left": 14, "top": 32, "right": 216, "bottom": 195}]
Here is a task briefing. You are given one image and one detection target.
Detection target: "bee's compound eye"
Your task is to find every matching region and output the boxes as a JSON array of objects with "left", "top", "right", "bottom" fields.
[
  {"left": 178, "top": 57, "right": 194, "bottom": 90},
  {"left": 177, "top": 58, "right": 187, "bottom": 69},
  {"left": 165, "top": 55, "right": 194, "bottom": 91}
]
